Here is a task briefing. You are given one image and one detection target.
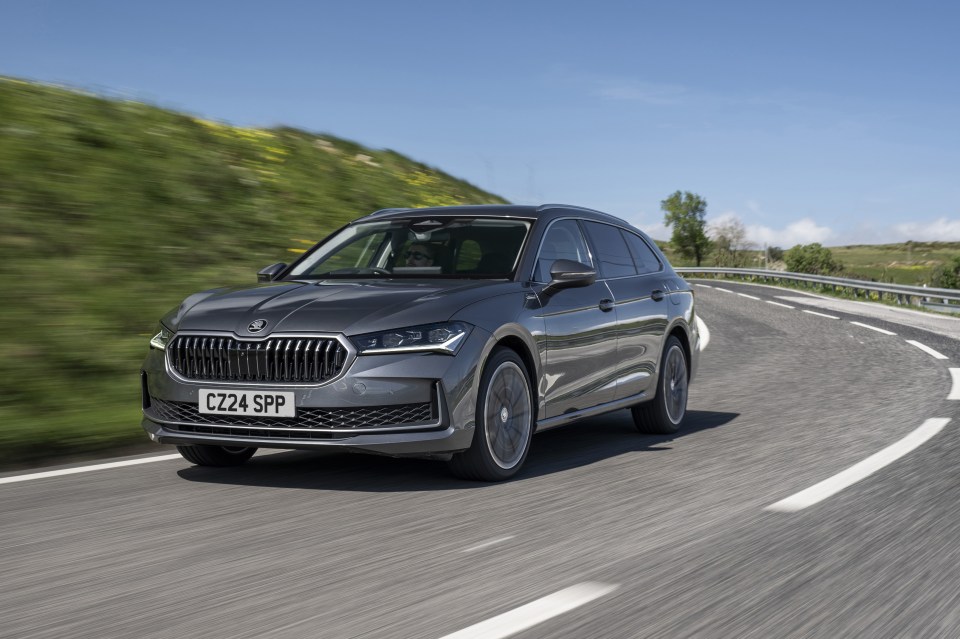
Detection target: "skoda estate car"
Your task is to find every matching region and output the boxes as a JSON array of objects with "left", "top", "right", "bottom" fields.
[{"left": 141, "top": 204, "right": 699, "bottom": 480}]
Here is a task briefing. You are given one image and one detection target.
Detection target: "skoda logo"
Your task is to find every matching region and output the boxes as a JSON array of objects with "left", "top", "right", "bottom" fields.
[{"left": 248, "top": 319, "right": 268, "bottom": 333}]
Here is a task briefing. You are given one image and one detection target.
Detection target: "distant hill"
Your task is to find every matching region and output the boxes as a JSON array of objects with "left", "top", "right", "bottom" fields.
[
  {"left": 0, "top": 76, "right": 507, "bottom": 466},
  {"left": 658, "top": 237, "right": 960, "bottom": 286}
]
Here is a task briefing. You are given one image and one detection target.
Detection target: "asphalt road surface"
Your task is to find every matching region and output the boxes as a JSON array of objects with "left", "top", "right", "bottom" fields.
[{"left": 3, "top": 280, "right": 959, "bottom": 638}]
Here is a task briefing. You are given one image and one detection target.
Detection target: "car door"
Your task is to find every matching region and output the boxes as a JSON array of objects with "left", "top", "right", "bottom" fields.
[
  {"left": 581, "top": 221, "right": 669, "bottom": 401},
  {"left": 534, "top": 219, "right": 618, "bottom": 418}
]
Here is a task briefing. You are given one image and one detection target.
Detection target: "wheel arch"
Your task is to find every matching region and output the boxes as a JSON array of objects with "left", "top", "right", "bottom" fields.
[
  {"left": 665, "top": 319, "right": 693, "bottom": 382},
  {"left": 487, "top": 325, "right": 541, "bottom": 421}
]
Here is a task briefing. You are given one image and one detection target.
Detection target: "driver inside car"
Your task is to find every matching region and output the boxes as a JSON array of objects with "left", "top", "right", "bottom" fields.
[{"left": 404, "top": 243, "right": 435, "bottom": 267}]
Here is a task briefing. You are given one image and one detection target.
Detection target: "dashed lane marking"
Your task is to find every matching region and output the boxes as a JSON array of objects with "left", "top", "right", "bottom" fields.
[
  {"left": 715, "top": 287, "right": 735, "bottom": 294},
  {"left": 906, "top": 340, "right": 949, "bottom": 360},
  {"left": 463, "top": 537, "right": 515, "bottom": 553},
  {"left": 802, "top": 310, "right": 840, "bottom": 320},
  {"left": 738, "top": 293, "right": 761, "bottom": 300},
  {"left": 696, "top": 316, "right": 711, "bottom": 351},
  {"left": 949, "top": 369, "right": 960, "bottom": 400},
  {"left": 695, "top": 283, "right": 713, "bottom": 288},
  {"left": 765, "top": 418, "right": 951, "bottom": 512},
  {"left": 849, "top": 321, "right": 896, "bottom": 336},
  {"left": 439, "top": 583, "right": 619, "bottom": 639},
  {"left": 765, "top": 301, "right": 795, "bottom": 309}
]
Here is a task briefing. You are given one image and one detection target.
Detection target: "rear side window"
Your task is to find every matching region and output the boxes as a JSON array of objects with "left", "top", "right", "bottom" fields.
[
  {"left": 622, "top": 230, "right": 663, "bottom": 275},
  {"left": 582, "top": 221, "right": 637, "bottom": 279}
]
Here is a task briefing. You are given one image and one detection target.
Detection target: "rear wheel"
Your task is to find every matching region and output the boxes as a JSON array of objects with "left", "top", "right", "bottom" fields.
[
  {"left": 449, "top": 347, "right": 534, "bottom": 481},
  {"left": 632, "top": 335, "right": 688, "bottom": 434},
  {"left": 177, "top": 444, "right": 257, "bottom": 467}
]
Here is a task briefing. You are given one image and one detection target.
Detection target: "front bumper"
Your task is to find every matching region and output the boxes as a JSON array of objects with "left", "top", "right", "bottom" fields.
[{"left": 141, "top": 327, "right": 491, "bottom": 457}]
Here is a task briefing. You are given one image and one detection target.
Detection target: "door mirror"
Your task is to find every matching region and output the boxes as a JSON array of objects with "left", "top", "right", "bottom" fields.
[
  {"left": 543, "top": 259, "right": 596, "bottom": 296},
  {"left": 257, "top": 262, "right": 287, "bottom": 282}
]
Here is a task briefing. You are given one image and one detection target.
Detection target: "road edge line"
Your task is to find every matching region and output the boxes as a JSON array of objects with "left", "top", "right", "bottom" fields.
[{"left": 0, "top": 454, "right": 182, "bottom": 485}]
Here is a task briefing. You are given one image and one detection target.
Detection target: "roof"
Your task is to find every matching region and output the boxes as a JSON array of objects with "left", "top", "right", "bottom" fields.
[{"left": 362, "top": 204, "right": 629, "bottom": 226}]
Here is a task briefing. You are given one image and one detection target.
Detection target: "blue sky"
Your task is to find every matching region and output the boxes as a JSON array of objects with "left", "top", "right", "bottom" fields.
[{"left": 3, "top": 0, "right": 959, "bottom": 246}]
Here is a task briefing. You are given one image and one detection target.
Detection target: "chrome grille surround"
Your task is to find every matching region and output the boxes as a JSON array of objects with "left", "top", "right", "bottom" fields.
[{"left": 165, "top": 332, "right": 355, "bottom": 387}]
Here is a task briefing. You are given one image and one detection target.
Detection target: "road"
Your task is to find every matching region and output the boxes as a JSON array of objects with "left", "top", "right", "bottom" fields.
[{"left": 3, "top": 280, "right": 959, "bottom": 638}]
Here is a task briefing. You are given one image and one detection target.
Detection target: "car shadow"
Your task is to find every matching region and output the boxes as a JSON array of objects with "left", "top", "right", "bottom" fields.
[{"left": 176, "top": 409, "right": 738, "bottom": 492}]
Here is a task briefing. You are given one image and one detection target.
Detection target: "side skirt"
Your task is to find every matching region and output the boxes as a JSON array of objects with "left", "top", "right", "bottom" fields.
[{"left": 535, "top": 391, "right": 649, "bottom": 432}]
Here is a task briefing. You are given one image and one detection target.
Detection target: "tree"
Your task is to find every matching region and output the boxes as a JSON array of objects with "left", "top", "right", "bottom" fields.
[
  {"left": 932, "top": 256, "right": 960, "bottom": 289},
  {"left": 710, "top": 217, "right": 755, "bottom": 267},
  {"left": 661, "top": 191, "right": 711, "bottom": 266},
  {"left": 768, "top": 246, "right": 784, "bottom": 262},
  {"left": 784, "top": 243, "right": 843, "bottom": 275}
]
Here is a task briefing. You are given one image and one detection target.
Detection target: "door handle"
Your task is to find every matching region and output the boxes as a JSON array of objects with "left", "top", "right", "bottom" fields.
[
  {"left": 651, "top": 289, "right": 666, "bottom": 302},
  {"left": 599, "top": 299, "right": 615, "bottom": 312}
]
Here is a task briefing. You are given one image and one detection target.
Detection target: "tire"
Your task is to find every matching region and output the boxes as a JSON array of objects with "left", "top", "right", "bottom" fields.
[
  {"left": 449, "top": 347, "right": 534, "bottom": 481},
  {"left": 177, "top": 444, "right": 257, "bottom": 467},
  {"left": 632, "top": 335, "right": 688, "bottom": 434}
]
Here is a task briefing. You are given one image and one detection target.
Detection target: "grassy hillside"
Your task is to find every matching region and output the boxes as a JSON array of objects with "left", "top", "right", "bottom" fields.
[{"left": 0, "top": 77, "right": 507, "bottom": 468}]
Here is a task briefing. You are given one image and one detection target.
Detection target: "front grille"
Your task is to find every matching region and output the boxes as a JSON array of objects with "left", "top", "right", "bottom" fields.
[
  {"left": 168, "top": 335, "right": 348, "bottom": 384},
  {"left": 151, "top": 398, "right": 436, "bottom": 435}
]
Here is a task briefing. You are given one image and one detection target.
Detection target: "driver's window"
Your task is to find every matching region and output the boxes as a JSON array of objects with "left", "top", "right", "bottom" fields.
[{"left": 533, "top": 220, "right": 593, "bottom": 282}]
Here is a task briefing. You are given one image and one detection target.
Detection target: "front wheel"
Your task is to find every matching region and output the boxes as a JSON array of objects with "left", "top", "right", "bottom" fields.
[
  {"left": 177, "top": 445, "right": 257, "bottom": 467},
  {"left": 632, "top": 335, "right": 688, "bottom": 434},
  {"left": 448, "top": 347, "right": 534, "bottom": 481}
]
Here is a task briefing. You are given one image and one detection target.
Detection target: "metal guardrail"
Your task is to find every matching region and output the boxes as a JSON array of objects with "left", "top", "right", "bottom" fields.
[{"left": 675, "top": 267, "right": 960, "bottom": 311}]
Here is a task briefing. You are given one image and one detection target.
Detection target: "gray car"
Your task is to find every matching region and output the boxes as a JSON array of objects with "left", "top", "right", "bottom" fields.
[{"left": 141, "top": 204, "right": 700, "bottom": 480}]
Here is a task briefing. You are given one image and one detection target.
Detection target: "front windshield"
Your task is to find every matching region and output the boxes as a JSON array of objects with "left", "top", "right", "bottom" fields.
[{"left": 287, "top": 217, "right": 532, "bottom": 279}]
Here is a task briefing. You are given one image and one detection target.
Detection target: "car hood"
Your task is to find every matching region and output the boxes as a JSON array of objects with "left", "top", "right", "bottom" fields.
[{"left": 170, "top": 279, "right": 518, "bottom": 336}]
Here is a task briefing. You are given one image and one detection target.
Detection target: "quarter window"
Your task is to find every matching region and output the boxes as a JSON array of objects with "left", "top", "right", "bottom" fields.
[
  {"left": 582, "top": 221, "right": 637, "bottom": 279},
  {"left": 622, "top": 231, "right": 663, "bottom": 275}
]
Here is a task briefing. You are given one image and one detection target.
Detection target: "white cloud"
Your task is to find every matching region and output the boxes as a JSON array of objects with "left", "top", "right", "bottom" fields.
[
  {"left": 546, "top": 67, "right": 688, "bottom": 106},
  {"left": 624, "top": 211, "right": 671, "bottom": 241},
  {"left": 633, "top": 209, "right": 959, "bottom": 247},
  {"left": 630, "top": 209, "right": 839, "bottom": 247},
  {"left": 890, "top": 217, "right": 960, "bottom": 242},
  {"left": 752, "top": 217, "right": 835, "bottom": 247},
  {"left": 595, "top": 81, "right": 688, "bottom": 105},
  {"left": 709, "top": 212, "right": 834, "bottom": 248}
]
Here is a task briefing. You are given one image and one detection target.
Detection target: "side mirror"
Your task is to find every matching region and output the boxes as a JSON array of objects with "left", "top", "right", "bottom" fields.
[
  {"left": 542, "top": 259, "right": 596, "bottom": 296},
  {"left": 257, "top": 262, "right": 287, "bottom": 282}
]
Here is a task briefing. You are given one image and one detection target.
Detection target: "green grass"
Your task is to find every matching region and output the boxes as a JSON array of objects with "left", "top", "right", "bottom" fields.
[{"left": 0, "top": 77, "right": 507, "bottom": 468}]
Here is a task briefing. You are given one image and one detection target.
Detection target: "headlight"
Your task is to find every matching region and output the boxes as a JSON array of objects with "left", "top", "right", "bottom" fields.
[
  {"left": 149, "top": 324, "right": 173, "bottom": 351},
  {"left": 350, "top": 321, "right": 472, "bottom": 355}
]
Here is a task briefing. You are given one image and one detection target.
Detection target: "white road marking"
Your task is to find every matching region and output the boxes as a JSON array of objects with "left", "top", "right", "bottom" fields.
[
  {"left": 695, "top": 283, "right": 713, "bottom": 288},
  {"left": 738, "top": 293, "right": 761, "bottom": 300},
  {"left": 0, "top": 454, "right": 182, "bottom": 485},
  {"left": 849, "top": 321, "right": 897, "bottom": 336},
  {"left": 715, "top": 287, "right": 735, "bottom": 294},
  {"left": 949, "top": 369, "right": 960, "bottom": 400},
  {"left": 439, "top": 582, "right": 619, "bottom": 639},
  {"left": 765, "top": 301, "right": 795, "bottom": 309},
  {"left": 802, "top": 310, "right": 840, "bottom": 320},
  {"left": 464, "top": 536, "right": 515, "bottom": 553},
  {"left": 765, "top": 418, "right": 951, "bottom": 512},
  {"left": 906, "top": 340, "right": 949, "bottom": 360},
  {"left": 696, "top": 316, "right": 711, "bottom": 351}
]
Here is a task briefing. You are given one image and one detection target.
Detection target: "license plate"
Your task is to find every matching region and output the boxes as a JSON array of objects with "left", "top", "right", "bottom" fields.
[{"left": 198, "top": 389, "right": 296, "bottom": 418}]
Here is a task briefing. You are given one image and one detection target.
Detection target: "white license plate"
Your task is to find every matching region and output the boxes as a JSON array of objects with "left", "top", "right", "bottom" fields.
[{"left": 198, "top": 389, "right": 296, "bottom": 418}]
